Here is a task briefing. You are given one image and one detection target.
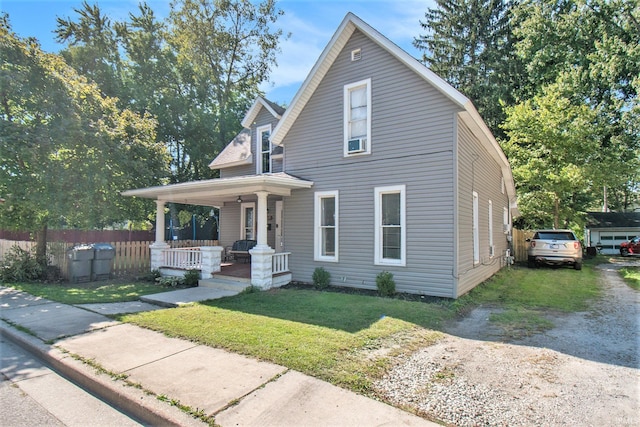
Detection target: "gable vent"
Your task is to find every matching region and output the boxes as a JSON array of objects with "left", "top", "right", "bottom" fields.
[{"left": 351, "top": 48, "right": 362, "bottom": 61}]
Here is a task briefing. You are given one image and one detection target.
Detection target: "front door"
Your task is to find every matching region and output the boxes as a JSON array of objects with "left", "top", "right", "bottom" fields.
[
  {"left": 275, "top": 200, "right": 284, "bottom": 252},
  {"left": 241, "top": 202, "right": 255, "bottom": 240}
]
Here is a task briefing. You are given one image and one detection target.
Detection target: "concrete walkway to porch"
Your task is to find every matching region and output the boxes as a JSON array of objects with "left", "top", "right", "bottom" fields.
[{"left": 140, "top": 286, "right": 241, "bottom": 307}]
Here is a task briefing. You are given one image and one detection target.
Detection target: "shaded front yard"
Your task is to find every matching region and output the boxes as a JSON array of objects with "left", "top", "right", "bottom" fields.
[{"left": 4, "top": 280, "right": 164, "bottom": 304}]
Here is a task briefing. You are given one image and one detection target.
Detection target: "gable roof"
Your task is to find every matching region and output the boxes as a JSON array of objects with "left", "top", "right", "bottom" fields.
[
  {"left": 586, "top": 212, "right": 640, "bottom": 229},
  {"left": 270, "top": 12, "right": 518, "bottom": 211},
  {"left": 241, "top": 96, "right": 285, "bottom": 129},
  {"left": 209, "top": 128, "right": 252, "bottom": 169}
]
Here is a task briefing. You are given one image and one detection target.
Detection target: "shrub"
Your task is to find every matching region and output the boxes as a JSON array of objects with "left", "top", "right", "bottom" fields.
[
  {"left": 312, "top": 267, "right": 331, "bottom": 289},
  {"left": 156, "top": 276, "right": 184, "bottom": 287},
  {"left": 376, "top": 271, "right": 396, "bottom": 297},
  {"left": 183, "top": 269, "right": 200, "bottom": 287},
  {"left": 146, "top": 269, "right": 162, "bottom": 282},
  {"left": 0, "top": 246, "right": 44, "bottom": 282},
  {"left": 240, "top": 285, "right": 262, "bottom": 294}
]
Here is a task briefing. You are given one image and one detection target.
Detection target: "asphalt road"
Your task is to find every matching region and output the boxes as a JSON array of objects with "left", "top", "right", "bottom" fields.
[{"left": 0, "top": 336, "right": 141, "bottom": 427}]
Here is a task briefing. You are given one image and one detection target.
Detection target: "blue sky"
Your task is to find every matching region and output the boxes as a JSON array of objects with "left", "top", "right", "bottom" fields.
[{"left": 1, "top": 0, "right": 434, "bottom": 104}]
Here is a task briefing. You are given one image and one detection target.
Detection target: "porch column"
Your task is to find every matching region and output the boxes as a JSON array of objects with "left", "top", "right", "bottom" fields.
[
  {"left": 200, "top": 246, "right": 224, "bottom": 279},
  {"left": 250, "top": 190, "right": 274, "bottom": 289},
  {"left": 150, "top": 199, "right": 169, "bottom": 271},
  {"left": 255, "top": 190, "right": 269, "bottom": 248},
  {"left": 154, "top": 200, "right": 166, "bottom": 244}
]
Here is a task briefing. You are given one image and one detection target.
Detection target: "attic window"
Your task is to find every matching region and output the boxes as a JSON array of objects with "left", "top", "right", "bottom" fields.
[{"left": 351, "top": 48, "right": 362, "bottom": 61}]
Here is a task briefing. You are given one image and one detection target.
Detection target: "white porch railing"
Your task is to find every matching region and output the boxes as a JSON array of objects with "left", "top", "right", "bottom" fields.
[
  {"left": 162, "top": 247, "right": 202, "bottom": 270},
  {"left": 272, "top": 252, "right": 290, "bottom": 274}
]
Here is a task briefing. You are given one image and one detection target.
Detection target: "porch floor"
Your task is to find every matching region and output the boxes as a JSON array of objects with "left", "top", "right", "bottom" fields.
[{"left": 218, "top": 262, "right": 251, "bottom": 279}]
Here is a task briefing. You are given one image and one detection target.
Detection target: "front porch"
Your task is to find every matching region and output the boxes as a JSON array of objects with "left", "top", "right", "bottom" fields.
[
  {"left": 155, "top": 246, "right": 292, "bottom": 289},
  {"left": 123, "top": 173, "right": 312, "bottom": 289}
]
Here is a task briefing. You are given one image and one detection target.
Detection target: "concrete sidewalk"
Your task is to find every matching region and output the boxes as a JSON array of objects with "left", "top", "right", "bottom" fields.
[{"left": 0, "top": 286, "right": 438, "bottom": 426}]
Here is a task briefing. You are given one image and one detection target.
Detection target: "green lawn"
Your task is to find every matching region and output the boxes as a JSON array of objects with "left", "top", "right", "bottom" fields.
[
  {"left": 453, "top": 261, "right": 602, "bottom": 338},
  {"left": 461, "top": 263, "right": 601, "bottom": 311},
  {"left": 5, "top": 280, "right": 164, "bottom": 304},
  {"left": 121, "top": 290, "right": 448, "bottom": 391},
  {"left": 619, "top": 266, "right": 640, "bottom": 290},
  {"left": 5, "top": 261, "right": 606, "bottom": 395}
]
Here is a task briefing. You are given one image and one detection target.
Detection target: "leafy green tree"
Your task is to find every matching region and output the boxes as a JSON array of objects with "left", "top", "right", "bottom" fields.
[
  {"left": 0, "top": 16, "right": 170, "bottom": 262},
  {"left": 511, "top": 0, "right": 640, "bottom": 212},
  {"left": 501, "top": 84, "right": 599, "bottom": 229},
  {"left": 167, "top": 0, "right": 285, "bottom": 181},
  {"left": 56, "top": 1, "right": 285, "bottom": 183},
  {"left": 55, "top": 0, "right": 122, "bottom": 99},
  {"left": 414, "top": 0, "right": 522, "bottom": 135}
]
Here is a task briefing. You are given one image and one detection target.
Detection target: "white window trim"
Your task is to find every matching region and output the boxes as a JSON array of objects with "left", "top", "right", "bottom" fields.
[
  {"left": 314, "top": 191, "right": 339, "bottom": 262},
  {"left": 240, "top": 202, "right": 256, "bottom": 240},
  {"left": 374, "top": 185, "right": 406, "bottom": 266},
  {"left": 256, "top": 124, "right": 272, "bottom": 174},
  {"left": 343, "top": 78, "right": 372, "bottom": 157},
  {"left": 503, "top": 206, "right": 509, "bottom": 234},
  {"left": 473, "top": 192, "right": 479, "bottom": 264},
  {"left": 488, "top": 200, "right": 494, "bottom": 258}
]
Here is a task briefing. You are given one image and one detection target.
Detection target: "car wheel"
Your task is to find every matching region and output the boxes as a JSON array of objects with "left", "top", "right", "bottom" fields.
[
  {"left": 574, "top": 261, "right": 582, "bottom": 270},
  {"left": 620, "top": 247, "right": 629, "bottom": 257},
  {"left": 527, "top": 257, "right": 537, "bottom": 268}
]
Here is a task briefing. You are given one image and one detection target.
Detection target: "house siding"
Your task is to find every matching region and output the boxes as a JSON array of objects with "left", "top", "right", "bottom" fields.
[
  {"left": 456, "top": 118, "right": 510, "bottom": 297},
  {"left": 218, "top": 197, "right": 280, "bottom": 250},
  {"left": 282, "top": 29, "right": 460, "bottom": 297}
]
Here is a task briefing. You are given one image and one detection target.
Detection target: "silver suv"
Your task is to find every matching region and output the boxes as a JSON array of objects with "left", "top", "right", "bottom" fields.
[{"left": 527, "top": 230, "right": 583, "bottom": 270}]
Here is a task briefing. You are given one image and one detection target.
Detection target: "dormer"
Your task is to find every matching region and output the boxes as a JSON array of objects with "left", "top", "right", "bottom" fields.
[{"left": 210, "top": 97, "right": 285, "bottom": 177}]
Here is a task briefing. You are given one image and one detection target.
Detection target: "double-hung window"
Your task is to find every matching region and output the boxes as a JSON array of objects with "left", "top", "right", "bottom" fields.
[
  {"left": 257, "top": 125, "right": 272, "bottom": 174},
  {"left": 375, "top": 185, "right": 406, "bottom": 266},
  {"left": 472, "top": 191, "right": 479, "bottom": 264},
  {"left": 344, "top": 79, "right": 371, "bottom": 156},
  {"left": 488, "top": 200, "right": 494, "bottom": 257},
  {"left": 314, "top": 191, "right": 338, "bottom": 262}
]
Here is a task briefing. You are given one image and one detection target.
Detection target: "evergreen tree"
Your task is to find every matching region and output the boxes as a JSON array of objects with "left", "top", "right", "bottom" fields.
[{"left": 414, "top": 0, "right": 523, "bottom": 135}]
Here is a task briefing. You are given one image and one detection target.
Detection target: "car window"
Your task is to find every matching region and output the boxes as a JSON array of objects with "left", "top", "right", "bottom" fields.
[{"left": 536, "top": 232, "right": 576, "bottom": 240}]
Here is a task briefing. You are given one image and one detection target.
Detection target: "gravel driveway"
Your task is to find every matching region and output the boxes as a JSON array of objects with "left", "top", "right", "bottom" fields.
[{"left": 374, "top": 261, "right": 640, "bottom": 426}]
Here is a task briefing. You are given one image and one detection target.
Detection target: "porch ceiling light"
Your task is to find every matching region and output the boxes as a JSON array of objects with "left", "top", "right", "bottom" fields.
[{"left": 236, "top": 196, "right": 243, "bottom": 203}]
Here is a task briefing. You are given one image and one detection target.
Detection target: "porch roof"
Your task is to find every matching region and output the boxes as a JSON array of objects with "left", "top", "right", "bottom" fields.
[{"left": 122, "top": 173, "right": 313, "bottom": 207}]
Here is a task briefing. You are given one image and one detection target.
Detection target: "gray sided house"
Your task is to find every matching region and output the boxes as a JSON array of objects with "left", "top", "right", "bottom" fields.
[{"left": 123, "top": 13, "right": 519, "bottom": 298}]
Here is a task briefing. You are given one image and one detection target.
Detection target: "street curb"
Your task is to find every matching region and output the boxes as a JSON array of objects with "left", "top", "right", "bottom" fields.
[{"left": 0, "top": 322, "right": 206, "bottom": 427}]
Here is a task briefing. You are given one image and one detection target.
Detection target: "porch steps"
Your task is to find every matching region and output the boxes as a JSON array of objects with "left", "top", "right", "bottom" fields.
[{"left": 199, "top": 275, "right": 251, "bottom": 292}]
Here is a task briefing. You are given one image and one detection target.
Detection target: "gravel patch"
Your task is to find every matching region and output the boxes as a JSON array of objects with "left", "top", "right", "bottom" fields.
[{"left": 374, "top": 261, "right": 640, "bottom": 426}]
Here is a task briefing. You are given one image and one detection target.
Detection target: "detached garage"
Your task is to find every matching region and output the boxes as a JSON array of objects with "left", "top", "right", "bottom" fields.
[{"left": 585, "top": 212, "right": 640, "bottom": 255}]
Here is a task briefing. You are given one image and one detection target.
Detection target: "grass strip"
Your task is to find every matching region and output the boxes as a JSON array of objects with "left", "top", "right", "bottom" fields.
[
  {"left": 619, "top": 266, "right": 640, "bottom": 290},
  {"left": 5, "top": 281, "right": 164, "bottom": 304}
]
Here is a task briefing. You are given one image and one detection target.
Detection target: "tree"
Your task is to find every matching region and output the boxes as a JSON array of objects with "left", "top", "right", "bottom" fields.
[
  {"left": 167, "top": 0, "right": 286, "bottom": 181},
  {"left": 56, "top": 0, "right": 285, "bottom": 185},
  {"left": 501, "top": 84, "right": 599, "bottom": 229},
  {"left": 0, "top": 16, "right": 170, "bottom": 263},
  {"left": 511, "top": 0, "right": 640, "bottom": 212},
  {"left": 414, "top": 0, "right": 522, "bottom": 135},
  {"left": 55, "top": 0, "right": 122, "bottom": 99}
]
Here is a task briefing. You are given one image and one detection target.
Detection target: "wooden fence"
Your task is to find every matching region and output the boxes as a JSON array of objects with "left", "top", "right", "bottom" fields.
[
  {"left": 0, "top": 239, "right": 217, "bottom": 280},
  {"left": 512, "top": 229, "right": 534, "bottom": 263}
]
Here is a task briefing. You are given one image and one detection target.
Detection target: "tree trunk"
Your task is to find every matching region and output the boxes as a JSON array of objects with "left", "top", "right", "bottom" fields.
[
  {"left": 35, "top": 222, "right": 48, "bottom": 268},
  {"left": 554, "top": 197, "right": 560, "bottom": 229}
]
